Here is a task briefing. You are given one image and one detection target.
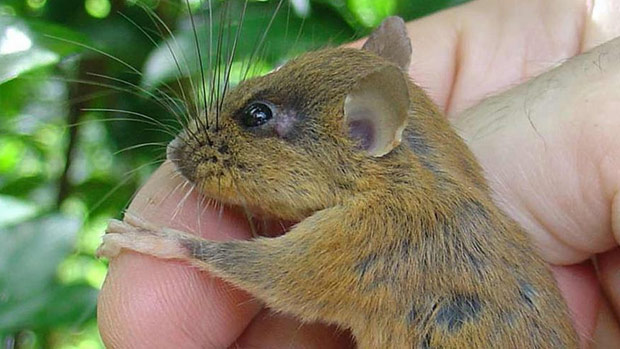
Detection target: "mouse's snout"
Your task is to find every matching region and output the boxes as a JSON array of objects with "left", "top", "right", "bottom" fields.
[
  {"left": 166, "top": 130, "right": 235, "bottom": 185},
  {"left": 166, "top": 136, "right": 197, "bottom": 182},
  {"left": 166, "top": 136, "right": 182, "bottom": 163}
]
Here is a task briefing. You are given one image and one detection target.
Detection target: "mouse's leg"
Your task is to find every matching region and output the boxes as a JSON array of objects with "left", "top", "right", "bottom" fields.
[
  {"left": 96, "top": 216, "right": 192, "bottom": 260},
  {"left": 97, "top": 209, "right": 369, "bottom": 324}
]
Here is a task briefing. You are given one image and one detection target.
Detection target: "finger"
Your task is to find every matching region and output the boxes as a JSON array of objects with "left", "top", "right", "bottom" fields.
[
  {"left": 591, "top": 294, "right": 620, "bottom": 348},
  {"left": 551, "top": 262, "right": 601, "bottom": 346},
  {"left": 596, "top": 248, "right": 620, "bottom": 326},
  {"left": 408, "top": 0, "right": 588, "bottom": 115},
  {"left": 98, "top": 162, "right": 262, "bottom": 348},
  {"left": 232, "top": 309, "right": 354, "bottom": 349},
  {"left": 351, "top": 0, "right": 590, "bottom": 115},
  {"left": 455, "top": 36, "right": 620, "bottom": 265},
  {"left": 582, "top": 0, "right": 620, "bottom": 51}
]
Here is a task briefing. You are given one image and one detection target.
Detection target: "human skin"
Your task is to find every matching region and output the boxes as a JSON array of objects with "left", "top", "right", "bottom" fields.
[{"left": 97, "top": 0, "right": 620, "bottom": 347}]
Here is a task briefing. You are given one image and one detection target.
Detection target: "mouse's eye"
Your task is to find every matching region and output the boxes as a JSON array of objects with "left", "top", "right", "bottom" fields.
[{"left": 242, "top": 102, "right": 273, "bottom": 127}]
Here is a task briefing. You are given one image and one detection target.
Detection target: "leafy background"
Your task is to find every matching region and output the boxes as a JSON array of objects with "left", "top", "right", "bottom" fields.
[{"left": 0, "top": 0, "right": 468, "bottom": 347}]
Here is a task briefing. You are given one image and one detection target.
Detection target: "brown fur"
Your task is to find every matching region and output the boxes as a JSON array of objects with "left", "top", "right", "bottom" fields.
[{"left": 100, "top": 17, "right": 578, "bottom": 348}]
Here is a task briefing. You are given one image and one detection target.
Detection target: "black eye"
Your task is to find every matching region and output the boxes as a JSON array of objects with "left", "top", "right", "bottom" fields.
[{"left": 242, "top": 102, "right": 273, "bottom": 127}]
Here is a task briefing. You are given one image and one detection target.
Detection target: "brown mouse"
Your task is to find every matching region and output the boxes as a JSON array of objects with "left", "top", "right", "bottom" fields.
[{"left": 97, "top": 16, "right": 579, "bottom": 348}]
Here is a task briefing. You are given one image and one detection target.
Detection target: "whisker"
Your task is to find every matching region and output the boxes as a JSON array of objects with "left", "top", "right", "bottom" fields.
[
  {"left": 171, "top": 181, "right": 195, "bottom": 221},
  {"left": 196, "top": 188, "right": 210, "bottom": 237},
  {"left": 82, "top": 108, "right": 180, "bottom": 136},
  {"left": 116, "top": 10, "right": 196, "bottom": 123},
  {"left": 242, "top": 0, "right": 285, "bottom": 80},
  {"left": 140, "top": 3, "right": 199, "bottom": 136},
  {"left": 218, "top": 0, "right": 248, "bottom": 123},
  {"left": 89, "top": 158, "right": 165, "bottom": 218},
  {"left": 212, "top": 0, "right": 230, "bottom": 131},
  {"left": 86, "top": 72, "right": 191, "bottom": 140},
  {"left": 114, "top": 142, "right": 168, "bottom": 155},
  {"left": 185, "top": 0, "right": 210, "bottom": 136},
  {"left": 45, "top": 35, "right": 141, "bottom": 75}
]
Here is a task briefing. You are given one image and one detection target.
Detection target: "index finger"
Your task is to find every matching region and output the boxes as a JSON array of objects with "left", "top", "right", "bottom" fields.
[{"left": 97, "top": 161, "right": 261, "bottom": 348}]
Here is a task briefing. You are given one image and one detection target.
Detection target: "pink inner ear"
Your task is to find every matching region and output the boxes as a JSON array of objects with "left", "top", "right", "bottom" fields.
[{"left": 348, "top": 119, "right": 374, "bottom": 150}]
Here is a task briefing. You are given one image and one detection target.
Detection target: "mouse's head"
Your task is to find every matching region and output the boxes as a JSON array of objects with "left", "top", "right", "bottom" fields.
[{"left": 168, "top": 17, "right": 413, "bottom": 220}]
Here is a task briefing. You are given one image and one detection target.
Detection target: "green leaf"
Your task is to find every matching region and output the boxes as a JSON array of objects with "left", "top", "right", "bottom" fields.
[
  {"left": 0, "top": 214, "right": 88, "bottom": 333},
  {"left": 72, "top": 177, "right": 137, "bottom": 217},
  {"left": 0, "top": 195, "right": 38, "bottom": 228},
  {"left": 396, "top": 0, "right": 471, "bottom": 21},
  {"left": 347, "top": 0, "right": 397, "bottom": 28},
  {"left": 0, "top": 176, "right": 47, "bottom": 199},
  {"left": 0, "top": 16, "right": 89, "bottom": 85},
  {"left": 0, "top": 283, "right": 97, "bottom": 331},
  {"left": 0, "top": 47, "right": 59, "bottom": 85},
  {"left": 25, "top": 18, "right": 91, "bottom": 57},
  {"left": 0, "top": 214, "right": 80, "bottom": 302}
]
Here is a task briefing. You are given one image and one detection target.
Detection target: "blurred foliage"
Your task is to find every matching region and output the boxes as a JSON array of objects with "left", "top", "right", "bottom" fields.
[{"left": 0, "top": 0, "right": 468, "bottom": 347}]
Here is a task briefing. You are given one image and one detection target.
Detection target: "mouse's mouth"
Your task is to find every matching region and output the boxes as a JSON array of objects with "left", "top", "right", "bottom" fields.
[{"left": 166, "top": 137, "right": 311, "bottom": 236}]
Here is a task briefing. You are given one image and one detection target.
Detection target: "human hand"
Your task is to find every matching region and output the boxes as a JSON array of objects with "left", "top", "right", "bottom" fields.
[{"left": 98, "top": 0, "right": 620, "bottom": 347}]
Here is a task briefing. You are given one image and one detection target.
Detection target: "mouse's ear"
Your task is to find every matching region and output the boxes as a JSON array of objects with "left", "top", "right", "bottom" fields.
[
  {"left": 344, "top": 65, "right": 409, "bottom": 157},
  {"left": 362, "top": 16, "right": 411, "bottom": 71}
]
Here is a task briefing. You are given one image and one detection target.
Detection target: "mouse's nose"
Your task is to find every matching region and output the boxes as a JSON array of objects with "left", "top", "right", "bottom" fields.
[
  {"left": 166, "top": 136, "right": 182, "bottom": 162},
  {"left": 166, "top": 136, "right": 195, "bottom": 182}
]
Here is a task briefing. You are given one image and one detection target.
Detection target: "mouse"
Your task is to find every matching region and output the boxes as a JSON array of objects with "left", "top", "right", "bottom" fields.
[{"left": 97, "top": 16, "right": 579, "bottom": 348}]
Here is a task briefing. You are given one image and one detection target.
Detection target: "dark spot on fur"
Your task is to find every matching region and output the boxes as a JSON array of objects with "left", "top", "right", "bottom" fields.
[
  {"left": 455, "top": 199, "right": 489, "bottom": 221},
  {"left": 400, "top": 238, "right": 412, "bottom": 259},
  {"left": 519, "top": 281, "right": 537, "bottom": 308},
  {"left": 404, "top": 128, "right": 441, "bottom": 175},
  {"left": 420, "top": 333, "right": 432, "bottom": 349},
  {"left": 435, "top": 294, "right": 482, "bottom": 332},
  {"left": 355, "top": 253, "right": 377, "bottom": 279},
  {"left": 443, "top": 200, "right": 491, "bottom": 275},
  {"left": 463, "top": 241, "right": 486, "bottom": 274},
  {"left": 405, "top": 128, "right": 432, "bottom": 156},
  {"left": 406, "top": 304, "right": 417, "bottom": 324}
]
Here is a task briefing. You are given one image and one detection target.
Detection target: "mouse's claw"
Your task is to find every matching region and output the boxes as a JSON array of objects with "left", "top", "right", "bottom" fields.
[
  {"left": 105, "top": 219, "right": 133, "bottom": 234},
  {"left": 123, "top": 212, "right": 161, "bottom": 232},
  {"left": 96, "top": 234, "right": 123, "bottom": 259},
  {"left": 99, "top": 218, "right": 194, "bottom": 260}
]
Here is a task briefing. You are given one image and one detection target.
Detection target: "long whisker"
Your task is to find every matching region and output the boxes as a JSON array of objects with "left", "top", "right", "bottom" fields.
[
  {"left": 242, "top": 0, "right": 285, "bottom": 80},
  {"left": 66, "top": 117, "right": 177, "bottom": 140},
  {"left": 83, "top": 108, "right": 180, "bottom": 137},
  {"left": 217, "top": 0, "right": 248, "bottom": 123},
  {"left": 88, "top": 158, "right": 166, "bottom": 218},
  {"left": 85, "top": 72, "right": 190, "bottom": 136},
  {"left": 114, "top": 142, "right": 168, "bottom": 155},
  {"left": 22, "top": 74, "right": 187, "bottom": 142},
  {"left": 20, "top": 75, "right": 180, "bottom": 119},
  {"left": 116, "top": 11, "right": 196, "bottom": 120},
  {"left": 140, "top": 4, "right": 198, "bottom": 134},
  {"left": 212, "top": 0, "right": 230, "bottom": 131},
  {"left": 45, "top": 35, "right": 141, "bottom": 75},
  {"left": 185, "top": 0, "right": 210, "bottom": 135}
]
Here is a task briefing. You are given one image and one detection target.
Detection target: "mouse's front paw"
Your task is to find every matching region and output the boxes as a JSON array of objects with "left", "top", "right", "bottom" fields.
[{"left": 96, "top": 218, "right": 191, "bottom": 260}]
